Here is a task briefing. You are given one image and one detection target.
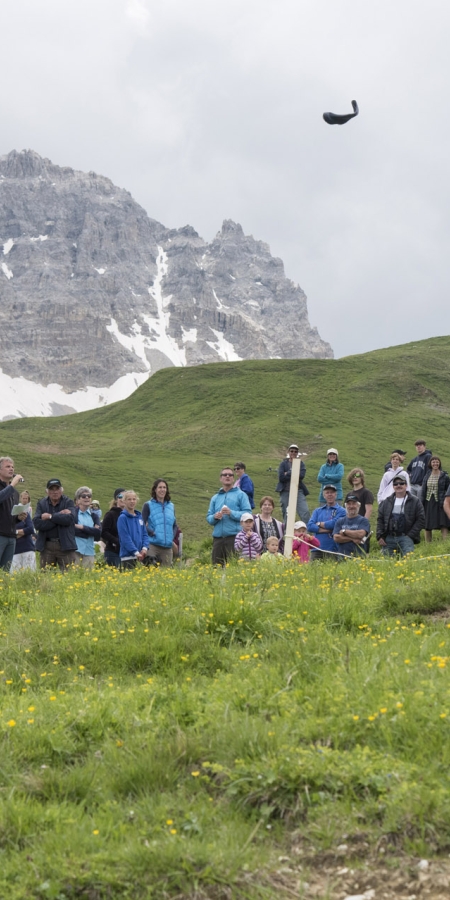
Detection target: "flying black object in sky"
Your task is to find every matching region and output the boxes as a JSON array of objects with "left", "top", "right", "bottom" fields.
[{"left": 323, "top": 100, "right": 359, "bottom": 125}]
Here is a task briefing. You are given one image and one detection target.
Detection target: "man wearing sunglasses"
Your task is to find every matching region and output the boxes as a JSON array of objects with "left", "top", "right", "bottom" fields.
[
  {"left": 377, "top": 473, "right": 425, "bottom": 556},
  {"left": 207, "top": 468, "right": 252, "bottom": 565}
]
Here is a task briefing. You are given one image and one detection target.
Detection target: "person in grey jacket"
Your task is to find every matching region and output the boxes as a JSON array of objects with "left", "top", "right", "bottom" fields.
[{"left": 377, "top": 474, "right": 425, "bottom": 556}]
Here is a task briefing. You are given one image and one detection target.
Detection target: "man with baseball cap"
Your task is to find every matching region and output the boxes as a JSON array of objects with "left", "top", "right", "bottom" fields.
[
  {"left": 377, "top": 472, "right": 425, "bottom": 556},
  {"left": 306, "top": 484, "right": 346, "bottom": 560},
  {"left": 33, "top": 479, "right": 77, "bottom": 570},
  {"left": 333, "top": 493, "right": 371, "bottom": 557},
  {"left": 275, "top": 443, "right": 309, "bottom": 523}
]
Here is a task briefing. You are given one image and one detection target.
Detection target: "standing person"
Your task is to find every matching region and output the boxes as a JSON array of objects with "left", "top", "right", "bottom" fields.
[
  {"left": 276, "top": 444, "right": 309, "bottom": 522},
  {"left": 33, "top": 479, "right": 77, "bottom": 571},
  {"left": 11, "top": 507, "right": 36, "bottom": 572},
  {"left": 0, "top": 457, "right": 24, "bottom": 572},
  {"left": 259, "top": 536, "right": 285, "bottom": 563},
  {"left": 333, "top": 494, "right": 371, "bottom": 558},
  {"left": 384, "top": 450, "right": 406, "bottom": 472},
  {"left": 421, "top": 457, "right": 450, "bottom": 542},
  {"left": 73, "top": 486, "right": 101, "bottom": 569},
  {"left": 317, "top": 449, "right": 344, "bottom": 502},
  {"left": 377, "top": 473, "right": 425, "bottom": 556},
  {"left": 377, "top": 453, "right": 410, "bottom": 502},
  {"left": 407, "top": 440, "right": 433, "bottom": 498},
  {"left": 19, "top": 490, "right": 33, "bottom": 516},
  {"left": 307, "top": 485, "right": 346, "bottom": 560},
  {"left": 90, "top": 500, "right": 102, "bottom": 520},
  {"left": 117, "top": 491, "right": 149, "bottom": 570},
  {"left": 101, "top": 489, "right": 126, "bottom": 567},
  {"left": 233, "top": 463, "right": 255, "bottom": 509},
  {"left": 206, "top": 468, "right": 251, "bottom": 565},
  {"left": 253, "top": 496, "right": 285, "bottom": 552},
  {"left": 234, "top": 513, "right": 263, "bottom": 561},
  {"left": 346, "top": 469, "right": 374, "bottom": 518},
  {"left": 142, "top": 479, "right": 176, "bottom": 567}
]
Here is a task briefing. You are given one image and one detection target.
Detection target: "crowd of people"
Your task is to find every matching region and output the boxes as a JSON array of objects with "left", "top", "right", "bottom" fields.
[{"left": 1, "top": 440, "right": 449, "bottom": 573}]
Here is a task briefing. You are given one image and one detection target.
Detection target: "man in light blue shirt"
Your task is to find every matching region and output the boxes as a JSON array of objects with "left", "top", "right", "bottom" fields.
[{"left": 207, "top": 467, "right": 251, "bottom": 565}]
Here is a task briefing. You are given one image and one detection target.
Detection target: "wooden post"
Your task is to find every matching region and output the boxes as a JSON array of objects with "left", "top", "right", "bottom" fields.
[{"left": 284, "top": 455, "right": 300, "bottom": 558}]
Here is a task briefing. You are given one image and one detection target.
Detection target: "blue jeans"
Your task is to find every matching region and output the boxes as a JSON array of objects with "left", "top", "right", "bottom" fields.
[
  {"left": 383, "top": 534, "right": 415, "bottom": 556},
  {"left": 0, "top": 535, "right": 16, "bottom": 571}
]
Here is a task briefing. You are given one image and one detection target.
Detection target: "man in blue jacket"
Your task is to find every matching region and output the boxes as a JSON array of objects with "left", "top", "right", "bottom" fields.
[
  {"left": 233, "top": 462, "right": 255, "bottom": 508},
  {"left": 307, "top": 485, "right": 346, "bottom": 560},
  {"left": 207, "top": 467, "right": 251, "bottom": 565}
]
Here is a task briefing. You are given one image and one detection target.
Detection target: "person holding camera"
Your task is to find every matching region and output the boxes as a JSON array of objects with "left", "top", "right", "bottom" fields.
[
  {"left": 377, "top": 473, "right": 425, "bottom": 556},
  {"left": 0, "top": 457, "right": 24, "bottom": 571}
]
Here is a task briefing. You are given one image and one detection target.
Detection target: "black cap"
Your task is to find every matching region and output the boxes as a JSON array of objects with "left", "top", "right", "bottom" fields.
[
  {"left": 323, "top": 484, "right": 337, "bottom": 491},
  {"left": 345, "top": 493, "right": 360, "bottom": 503},
  {"left": 47, "top": 478, "right": 62, "bottom": 488},
  {"left": 114, "top": 487, "right": 126, "bottom": 499}
]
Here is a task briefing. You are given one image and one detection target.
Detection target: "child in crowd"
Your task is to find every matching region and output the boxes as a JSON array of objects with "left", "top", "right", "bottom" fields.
[
  {"left": 259, "top": 535, "right": 285, "bottom": 562},
  {"left": 292, "top": 521, "right": 320, "bottom": 563},
  {"left": 234, "top": 513, "right": 263, "bottom": 561}
]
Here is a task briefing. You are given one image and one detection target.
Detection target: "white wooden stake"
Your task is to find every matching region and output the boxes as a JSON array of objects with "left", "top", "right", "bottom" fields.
[{"left": 284, "top": 455, "right": 300, "bottom": 558}]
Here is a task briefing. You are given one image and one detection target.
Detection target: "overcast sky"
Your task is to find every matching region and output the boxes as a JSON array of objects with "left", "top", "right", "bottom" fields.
[{"left": 2, "top": 0, "right": 450, "bottom": 358}]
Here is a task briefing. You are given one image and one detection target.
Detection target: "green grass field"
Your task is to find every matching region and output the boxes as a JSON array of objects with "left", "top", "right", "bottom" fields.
[
  {"left": 1, "top": 549, "right": 450, "bottom": 898},
  {"left": 1, "top": 335, "right": 450, "bottom": 539},
  {"left": 2, "top": 337, "right": 450, "bottom": 897}
]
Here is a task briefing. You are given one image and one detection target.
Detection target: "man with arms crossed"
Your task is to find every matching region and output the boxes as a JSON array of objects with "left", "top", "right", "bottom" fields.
[
  {"left": 207, "top": 467, "right": 251, "bottom": 565},
  {"left": 34, "top": 479, "right": 77, "bottom": 571},
  {"left": 0, "top": 457, "right": 24, "bottom": 571},
  {"left": 377, "top": 472, "right": 425, "bottom": 556}
]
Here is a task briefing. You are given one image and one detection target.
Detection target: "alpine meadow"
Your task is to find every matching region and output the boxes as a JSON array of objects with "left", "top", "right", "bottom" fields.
[{"left": 2, "top": 337, "right": 450, "bottom": 899}]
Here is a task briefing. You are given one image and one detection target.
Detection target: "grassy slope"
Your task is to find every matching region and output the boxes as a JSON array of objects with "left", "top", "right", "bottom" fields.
[
  {"left": 1, "top": 554, "right": 450, "bottom": 898},
  {"left": 1, "top": 335, "right": 450, "bottom": 538}
]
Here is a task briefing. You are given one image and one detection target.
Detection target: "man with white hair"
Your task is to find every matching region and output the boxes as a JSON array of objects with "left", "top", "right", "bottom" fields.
[
  {"left": 333, "top": 493, "right": 371, "bottom": 557},
  {"left": 0, "top": 456, "right": 24, "bottom": 571}
]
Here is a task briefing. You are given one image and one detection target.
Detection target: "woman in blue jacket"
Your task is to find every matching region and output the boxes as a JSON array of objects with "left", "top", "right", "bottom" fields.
[
  {"left": 317, "top": 448, "right": 344, "bottom": 502},
  {"left": 142, "top": 479, "right": 176, "bottom": 567},
  {"left": 117, "top": 491, "right": 150, "bottom": 569}
]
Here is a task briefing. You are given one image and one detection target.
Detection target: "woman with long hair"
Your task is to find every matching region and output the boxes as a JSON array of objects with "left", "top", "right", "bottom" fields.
[{"left": 142, "top": 479, "right": 176, "bottom": 566}]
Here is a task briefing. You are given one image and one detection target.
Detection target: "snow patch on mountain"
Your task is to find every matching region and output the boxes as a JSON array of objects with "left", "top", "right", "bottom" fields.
[{"left": 0, "top": 367, "right": 149, "bottom": 421}]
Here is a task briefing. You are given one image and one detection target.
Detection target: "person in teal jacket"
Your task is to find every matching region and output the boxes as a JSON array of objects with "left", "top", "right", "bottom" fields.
[
  {"left": 207, "top": 467, "right": 252, "bottom": 565},
  {"left": 317, "top": 448, "right": 344, "bottom": 502},
  {"left": 142, "top": 479, "right": 176, "bottom": 567}
]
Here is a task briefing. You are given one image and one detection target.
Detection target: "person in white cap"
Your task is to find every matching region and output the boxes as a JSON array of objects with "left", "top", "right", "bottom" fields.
[
  {"left": 234, "top": 513, "right": 263, "bottom": 561},
  {"left": 317, "top": 449, "right": 344, "bottom": 502},
  {"left": 292, "top": 521, "right": 320, "bottom": 563}
]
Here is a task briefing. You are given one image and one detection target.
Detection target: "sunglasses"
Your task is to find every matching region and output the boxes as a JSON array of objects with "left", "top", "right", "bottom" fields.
[
  {"left": 80, "top": 494, "right": 92, "bottom": 498},
  {"left": 221, "top": 473, "right": 234, "bottom": 477},
  {"left": 393, "top": 482, "right": 405, "bottom": 487}
]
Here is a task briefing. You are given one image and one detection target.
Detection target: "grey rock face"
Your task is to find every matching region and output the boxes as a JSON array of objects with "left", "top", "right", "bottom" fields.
[{"left": 0, "top": 149, "right": 332, "bottom": 394}]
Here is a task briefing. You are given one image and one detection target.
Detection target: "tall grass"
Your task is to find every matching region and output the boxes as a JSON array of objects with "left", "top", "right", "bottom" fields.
[{"left": 1, "top": 548, "right": 450, "bottom": 897}]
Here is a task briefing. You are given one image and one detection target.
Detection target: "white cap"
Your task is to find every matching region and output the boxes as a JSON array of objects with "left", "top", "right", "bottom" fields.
[
  {"left": 294, "top": 521, "right": 307, "bottom": 529},
  {"left": 327, "top": 447, "right": 338, "bottom": 455},
  {"left": 240, "top": 512, "right": 254, "bottom": 522}
]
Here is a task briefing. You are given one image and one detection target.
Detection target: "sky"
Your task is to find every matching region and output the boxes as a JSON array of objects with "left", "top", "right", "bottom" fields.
[{"left": 2, "top": 0, "right": 450, "bottom": 359}]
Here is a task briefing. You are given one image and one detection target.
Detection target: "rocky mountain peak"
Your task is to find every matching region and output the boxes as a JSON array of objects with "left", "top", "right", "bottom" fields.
[{"left": 0, "top": 150, "right": 332, "bottom": 419}]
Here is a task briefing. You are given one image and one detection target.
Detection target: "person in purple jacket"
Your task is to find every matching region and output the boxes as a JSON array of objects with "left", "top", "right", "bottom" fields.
[{"left": 234, "top": 513, "right": 263, "bottom": 561}]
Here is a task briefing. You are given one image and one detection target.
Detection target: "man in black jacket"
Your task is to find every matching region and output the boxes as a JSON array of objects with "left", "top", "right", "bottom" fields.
[
  {"left": 377, "top": 473, "right": 425, "bottom": 556},
  {"left": 0, "top": 456, "right": 24, "bottom": 571},
  {"left": 276, "top": 444, "right": 309, "bottom": 523},
  {"left": 33, "top": 479, "right": 77, "bottom": 571},
  {"left": 407, "top": 440, "right": 432, "bottom": 498}
]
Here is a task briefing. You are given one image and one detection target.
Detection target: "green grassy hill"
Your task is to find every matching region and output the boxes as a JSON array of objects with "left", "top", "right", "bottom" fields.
[{"left": 2, "top": 335, "right": 450, "bottom": 538}]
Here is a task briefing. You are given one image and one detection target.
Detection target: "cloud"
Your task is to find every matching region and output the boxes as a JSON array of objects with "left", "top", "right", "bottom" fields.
[{"left": 1, "top": 0, "right": 450, "bottom": 357}]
